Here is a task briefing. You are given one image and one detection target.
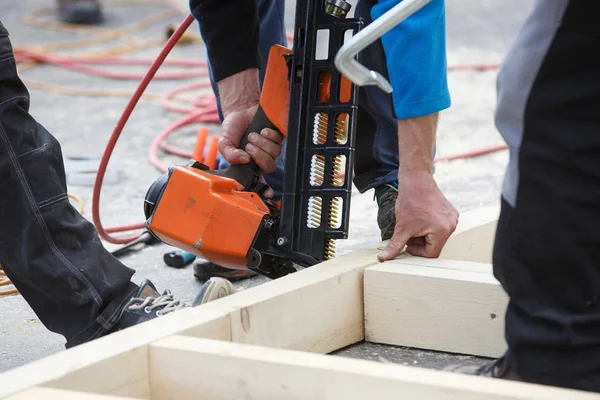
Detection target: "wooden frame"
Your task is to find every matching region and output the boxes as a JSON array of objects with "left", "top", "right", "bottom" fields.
[{"left": 0, "top": 206, "right": 598, "bottom": 399}]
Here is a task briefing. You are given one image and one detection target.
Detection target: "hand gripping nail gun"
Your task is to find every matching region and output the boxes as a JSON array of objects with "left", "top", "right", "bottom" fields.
[{"left": 143, "top": 0, "right": 365, "bottom": 280}]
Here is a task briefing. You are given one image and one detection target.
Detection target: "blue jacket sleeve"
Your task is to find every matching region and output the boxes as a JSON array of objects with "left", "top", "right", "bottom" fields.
[{"left": 371, "top": 0, "right": 450, "bottom": 119}]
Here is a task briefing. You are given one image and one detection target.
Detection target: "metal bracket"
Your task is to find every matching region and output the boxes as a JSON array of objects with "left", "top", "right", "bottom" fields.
[{"left": 333, "top": 0, "right": 431, "bottom": 93}]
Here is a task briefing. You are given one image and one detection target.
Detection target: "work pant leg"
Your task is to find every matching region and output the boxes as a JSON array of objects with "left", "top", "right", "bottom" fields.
[
  {"left": 0, "top": 21, "right": 138, "bottom": 348},
  {"left": 201, "top": 0, "right": 287, "bottom": 199},
  {"left": 493, "top": 0, "right": 600, "bottom": 391},
  {"left": 352, "top": 0, "right": 402, "bottom": 193}
]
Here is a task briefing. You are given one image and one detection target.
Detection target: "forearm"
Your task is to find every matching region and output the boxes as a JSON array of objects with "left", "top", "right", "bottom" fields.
[
  {"left": 398, "top": 113, "right": 438, "bottom": 175},
  {"left": 189, "top": 0, "right": 261, "bottom": 82},
  {"left": 217, "top": 68, "right": 260, "bottom": 117},
  {"left": 379, "top": 111, "right": 458, "bottom": 261}
]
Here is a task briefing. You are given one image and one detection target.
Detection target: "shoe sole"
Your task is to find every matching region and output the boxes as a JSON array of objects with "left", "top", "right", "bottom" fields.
[
  {"left": 193, "top": 277, "right": 234, "bottom": 306},
  {"left": 193, "top": 264, "right": 257, "bottom": 282}
]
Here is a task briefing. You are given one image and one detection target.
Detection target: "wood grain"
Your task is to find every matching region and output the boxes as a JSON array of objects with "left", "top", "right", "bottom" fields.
[{"left": 149, "top": 335, "right": 599, "bottom": 400}]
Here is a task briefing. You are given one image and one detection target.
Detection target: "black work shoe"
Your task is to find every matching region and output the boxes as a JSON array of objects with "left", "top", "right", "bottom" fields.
[
  {"left": 193, "top": 259, "right": 257, "bottom": 282},
  {"left": 443, "top": 355, "right": 523, "bottom": 381},
  {"left": 109, "top": 279, "right": 187, "bottom": 333},
  {"left": 374, "top": 182, "right": 398, "bottom": 241},
  {"left": 57, "top": 0, "right": 104, "bottom": 24}
]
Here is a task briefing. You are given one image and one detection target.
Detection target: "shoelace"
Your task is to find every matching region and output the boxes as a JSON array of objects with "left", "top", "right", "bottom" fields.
[{"left": 127, "top": 290, "right": 188, "bottom": 316}]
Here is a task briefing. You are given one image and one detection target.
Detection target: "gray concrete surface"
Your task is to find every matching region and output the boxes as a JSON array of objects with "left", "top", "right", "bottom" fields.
[{"left": 0, "top": 0, "right": 533, "bottom": 373}]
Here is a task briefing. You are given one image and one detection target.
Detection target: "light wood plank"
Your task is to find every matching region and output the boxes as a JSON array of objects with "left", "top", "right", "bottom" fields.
[
  {"left": 41, "top": 345, "right": 149, "bottom": 398},
  {"left": 6, "top": 387, "right": 144, "bottom": 399},
  {"left": 176, "top": 236, "right": 418, "bottom": 353},
  {"left": 387, "top": 253, "right": 493, "bottom": 273},
  {"left": 438, "top": 204, "right": 499, "bottom": 263},
  {"left": 149, "top": 335, "right": 599, "bottom": 400},
  {"left": 0, "top": 311, "right": 230, "bottom": 399},
  {"left": 181, "top": 246, "right": 374, "bottom": 353},
  {"left": 0, "top": 206, "right": 500, "bottom": 398},
  {"left": 227, "top": 265, "right": 364, "bottom": 353},
  {"left": 365, "top": 261, "right": 508, "bottom": 357}
]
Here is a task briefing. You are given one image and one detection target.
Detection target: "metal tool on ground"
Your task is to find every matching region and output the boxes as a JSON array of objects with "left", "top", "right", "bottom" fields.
[
  {"left": 110, "top": 230, "right": 159, "bottom": 258},
  {"left": 163, "top": 250, "right": 196, "bottom": 268}
]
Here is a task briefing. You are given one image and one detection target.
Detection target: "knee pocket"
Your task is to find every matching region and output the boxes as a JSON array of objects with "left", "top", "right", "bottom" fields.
[
  {"left": 0, "top": 123, "right": 69, "bottom": 208},
  {"left": 20, "top": 131, "right": 68, "bottom": 207}
]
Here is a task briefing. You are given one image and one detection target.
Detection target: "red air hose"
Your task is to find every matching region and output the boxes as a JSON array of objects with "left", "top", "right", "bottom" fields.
[{"left": 91, "top": 14, "right": 196, "bottom": 244}]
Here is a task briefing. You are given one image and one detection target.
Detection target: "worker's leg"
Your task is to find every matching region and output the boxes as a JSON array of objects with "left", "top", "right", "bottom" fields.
[
  {"left": 451, "top": 0, "right": 600, "bottom": 391},
  {"left": 0, "top": 21, "right": 197, "bottom": 348},
  {"left": 202, "top": 0, "right": 287, "bottom": 199},
  {"left": 495, "top": 0, "right": 600, "bottom": 391},
  {"left": 0, "top": 20, "right": 139, "bottom": 346}
]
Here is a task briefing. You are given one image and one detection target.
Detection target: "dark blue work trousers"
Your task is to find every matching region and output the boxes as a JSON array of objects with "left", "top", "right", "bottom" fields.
[{"left": 0, "top": 21, "right": 139, "bottom": 348}]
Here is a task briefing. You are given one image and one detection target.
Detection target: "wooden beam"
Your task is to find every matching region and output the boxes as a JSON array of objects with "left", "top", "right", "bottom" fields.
[
  {"left": 5, "top": 387, "right": 146, "bottom": 399},
  {"left": 40, "top": 345, "right": 149, "bottom": 398},
  {"left": 0, "top": 311, "right": 230, "bottom": 399},
  {"left": 364, "top": 260, "right": 508, "bottom": 358},
  {"left": 189, "top": 247, "right": 371, "bottom": 353},
  {"left": 0, "top": 242, "right": 380, "bottom": 399},
  {"left": 0, "top": 240, "right": 383, "bottom": 399},
  {"left": 148, "top": 335, "right": 599, "bottom": 400},
  {"left": 438, "top": 205, "right": 499, "bottom": 263},
  {"left": 0, "top": 206, "right": 499, "bottom": 399}
]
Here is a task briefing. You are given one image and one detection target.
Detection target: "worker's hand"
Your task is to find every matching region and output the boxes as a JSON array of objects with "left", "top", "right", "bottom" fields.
[
  {"left": 219, "top": 103, "right": 284, "bottom": 173},
  {"left": 216, "top": 68, "right": 284, "bottom": 175},
  {"left": 377, "top": 171, "right": 458, "bottom": 261}
]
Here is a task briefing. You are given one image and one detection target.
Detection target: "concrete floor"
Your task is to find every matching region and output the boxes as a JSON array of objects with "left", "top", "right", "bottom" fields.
[{"left": 0, "top": 0, "right": 533, "bottom": 373}]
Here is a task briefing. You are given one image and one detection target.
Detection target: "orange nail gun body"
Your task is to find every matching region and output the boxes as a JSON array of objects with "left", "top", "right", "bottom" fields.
[
  {"left": 144, "top": 45, "right": 305, "bottom": 279},
  {"left": 145, "top": 0, "right": 362, "bottom": 279},
  {"left": 145, "top": 164, "right": 269, "bottom": 268}
]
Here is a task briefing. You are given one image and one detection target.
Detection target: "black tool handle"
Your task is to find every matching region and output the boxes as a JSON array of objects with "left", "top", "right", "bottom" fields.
[
  {"left": 211, "top": 105, "right": 280, "bottom": 191},
  {"left": 239, "top": 106, "right": 278, "bottom": 152},
  {"left": 111, "top": 231, "right": 157, "bottom": 258}
]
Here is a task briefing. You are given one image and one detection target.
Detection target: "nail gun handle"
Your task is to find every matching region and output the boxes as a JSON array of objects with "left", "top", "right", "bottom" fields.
[
  {"left": 211, "top": 105, "right": 281, "bottom": 191},
  {"left": 239, "top": 105, "right": 280, "bottom": 154}
]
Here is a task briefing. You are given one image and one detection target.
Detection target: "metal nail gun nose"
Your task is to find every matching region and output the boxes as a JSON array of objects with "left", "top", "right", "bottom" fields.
[{"left": 143, "top": 0, "right": 429, "bottom": 280}]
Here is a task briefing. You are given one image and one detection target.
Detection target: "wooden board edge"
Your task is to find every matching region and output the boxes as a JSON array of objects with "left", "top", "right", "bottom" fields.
[
  {"left": 176, "top": 242, "right": 387, "bottom": 352},
  {"left": 364, "top": 261, "right": 508, "bottom": 358},
  {"left": 0, "top": 205, "right": 502, "bottom": 399},
  {"left": 0, "top": 311, "right": 230, "bottom": 399},
  {"left": 148, "top": 335, "right": 600, "bottom": 400},
  {"left": 438, "top": 204, "right": 499, "bottom": 263},
  {"left": 225, "top": 265, "right": 364, "bottom": 353},
  {"left": 4, "top": 387, "right": 146, "bottom": 399}
]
